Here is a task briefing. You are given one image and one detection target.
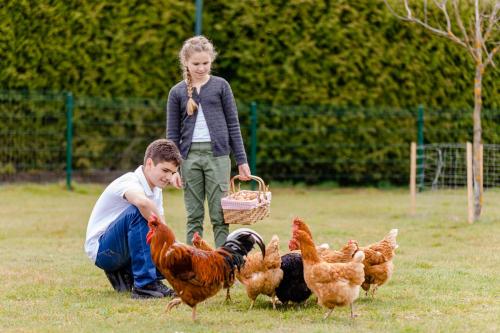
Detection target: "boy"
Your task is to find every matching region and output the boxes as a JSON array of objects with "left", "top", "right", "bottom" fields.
[{"left": 84, "top": 139, "right": 182, "bottom": 299}]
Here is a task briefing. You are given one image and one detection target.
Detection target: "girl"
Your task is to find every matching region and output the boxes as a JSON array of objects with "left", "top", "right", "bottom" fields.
[{"left": 167, "top": 36, "right": 251, "bottom": 247}]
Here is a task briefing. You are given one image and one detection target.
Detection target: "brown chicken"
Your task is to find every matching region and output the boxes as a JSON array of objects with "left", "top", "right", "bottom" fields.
[
  {"left": 191, "top": 231, "right": 234, "bottom": 302},
  {"left": 291, "top": 228, "right": 365, "bottom": 319},
  {"left": 355, "top": 229, "right": 398, "bottom": 297},
  {"left": 236, "top": 234, "right": 284, "bottom": 310},
  {"left": 191, "top": 232, "right": 213, "bottom": 251},
  {"left": 146, "top": 214, "right": 265, "bottom": 320},
  {"left": 288, "top": 217, "right": 358, "bottom": 263}
]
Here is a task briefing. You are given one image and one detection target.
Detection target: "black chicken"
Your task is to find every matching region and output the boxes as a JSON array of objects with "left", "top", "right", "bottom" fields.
[{"left": 275, "top": 252, "right": 312, "bottom": 305}]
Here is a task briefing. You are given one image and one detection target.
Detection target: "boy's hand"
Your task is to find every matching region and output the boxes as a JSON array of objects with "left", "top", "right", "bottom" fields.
[
  {"left": 238, "top": 163, "right": 251, "bottom": 181},
  {"left": 170, "top": 173, "right": 183, "bottom": 189}
]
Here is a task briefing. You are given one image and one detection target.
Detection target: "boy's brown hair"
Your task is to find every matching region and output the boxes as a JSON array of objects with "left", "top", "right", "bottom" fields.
[{"left": 144, "top": 139, "right": 182, "bottom": 166}]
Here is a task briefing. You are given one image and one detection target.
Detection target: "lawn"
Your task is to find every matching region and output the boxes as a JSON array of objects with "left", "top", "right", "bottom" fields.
[{"left": 0, "top": 184, "right": 499, "bottom": 332}]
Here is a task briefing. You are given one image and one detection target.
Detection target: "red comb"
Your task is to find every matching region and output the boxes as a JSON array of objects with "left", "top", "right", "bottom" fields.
[
  {"left": 192, "top": 232, "right": 201, "bottom": 241},
  {"left": 288, "top": 239, "right": 299, "bottom": 251}
]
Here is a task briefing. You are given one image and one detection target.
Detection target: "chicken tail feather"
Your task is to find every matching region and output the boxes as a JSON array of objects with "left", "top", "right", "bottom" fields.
[
  {"left": 353, "top": 250, "right": 365, "bottom": 263},
  {"left": 384, "top": 229, "right": 399, "bottom": 249},
  {"left": 225, "top": 228, "right": 266, "bottom": 258},
  {"left": 218, "top": 228, "right": 265, "bottom": 271}
]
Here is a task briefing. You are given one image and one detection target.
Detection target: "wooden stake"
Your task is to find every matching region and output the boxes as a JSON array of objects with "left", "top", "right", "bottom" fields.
[
  {"left": 466, "top": 142, "right": 474, "bottom": 224},
  {"left": 479, "top": 143, "right": 483, "bottom": 207},
  {"left": 410, "top": 142, "right": 417, "bottom": 215}
]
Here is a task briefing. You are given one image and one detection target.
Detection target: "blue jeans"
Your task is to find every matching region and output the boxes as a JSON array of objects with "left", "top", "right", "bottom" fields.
[{"left": 95, "top": 205, "right": 160, "bottom": 288}]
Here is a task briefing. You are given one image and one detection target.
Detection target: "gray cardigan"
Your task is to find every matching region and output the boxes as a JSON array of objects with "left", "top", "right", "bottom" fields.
[{"left": 166, "top": 76, "right": 248, "bottom": 165}]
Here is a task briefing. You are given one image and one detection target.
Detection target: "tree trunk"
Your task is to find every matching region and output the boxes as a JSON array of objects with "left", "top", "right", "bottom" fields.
[
  {"left": 472, "top": 63, "right": 483, "bottom": 221},
  {"left": 472, "top": 0, "right": 483, "bottom": 222}
]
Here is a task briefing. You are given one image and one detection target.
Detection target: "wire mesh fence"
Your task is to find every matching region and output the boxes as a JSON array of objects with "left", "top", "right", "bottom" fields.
[
  {"left": 0, "top": 90, "right": 499, "bottom": 186},
  {"left": 72, "top": 95, "right": 165, "bottom": 182},
  {"left": 417, "top": 143, "right": 499, "bottom": 190},
  {"left": 0, "top": 91, "right": 67, "bottom": 181}
]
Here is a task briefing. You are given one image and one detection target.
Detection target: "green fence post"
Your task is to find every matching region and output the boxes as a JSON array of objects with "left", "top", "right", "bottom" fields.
[
  {"left": 250, "top": 101, "right": 257, "bottom": 190},
  {"left": 66, "top": 92, "right": 74, "bottom": 190},
  {"left": 195, "top": 0, "right": 203, "bottom": 35},
  {"left": 417, "top": 105, "right": 424, "bottom": 192}
]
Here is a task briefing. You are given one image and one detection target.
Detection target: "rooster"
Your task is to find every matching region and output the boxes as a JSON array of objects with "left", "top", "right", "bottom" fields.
[
  {"left": 191, "top": 231, "right": 234, "bottom": 302},
  {"left": 236, "top": 234, "right": 283, "bottom": 310},
  {"left": 289, "top": 217, "right": 358, "bottom": 263},
  {"left": 146, "top": 214, "right": 265, "bottom": 320},
  {"left": 354, "top": 229, "right": 398, "bottom": 297},
  {"left": 291, "top": 228, "right": 365, "bottom": 320}
]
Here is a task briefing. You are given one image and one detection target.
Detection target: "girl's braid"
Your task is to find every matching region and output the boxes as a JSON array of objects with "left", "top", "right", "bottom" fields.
[{"left": 186, "top": 70, "right": 198, "bottom": 116}]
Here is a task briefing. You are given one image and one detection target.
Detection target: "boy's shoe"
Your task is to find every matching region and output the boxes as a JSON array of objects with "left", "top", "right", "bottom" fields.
[
  {"left": 105, "top": 268, "right": 133, "bottom": 292},
  {"left": 131, "top": 282, "right": 165, "bottom": 299},
  {"left": 155, "top": 281, "right": 176, "bottom": 297}
]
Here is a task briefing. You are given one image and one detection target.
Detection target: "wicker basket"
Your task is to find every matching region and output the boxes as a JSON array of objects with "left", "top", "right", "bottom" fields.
[{"left": 221, "top": 175, "right": 271, "bottom": 225}]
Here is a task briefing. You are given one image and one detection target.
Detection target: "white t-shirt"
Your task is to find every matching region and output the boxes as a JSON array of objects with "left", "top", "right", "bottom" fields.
[
  {"left": 192, "top": 104, "right": 211, "bottom": 142},
  {"left": 84, "top": 166, "right": 164, "bottom": 263}
]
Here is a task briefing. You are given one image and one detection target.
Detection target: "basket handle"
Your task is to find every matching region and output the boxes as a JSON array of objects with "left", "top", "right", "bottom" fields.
[{"left": 229, "top": 175, "right": 268, "bottom": 202}]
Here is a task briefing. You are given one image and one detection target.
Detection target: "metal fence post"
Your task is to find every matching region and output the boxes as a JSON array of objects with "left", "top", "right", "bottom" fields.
[
  {"left": 195, "top": 0, "right": 203, "bottom": 35},
  {"left": 417, "top": 105, "right": 424, "bottom": 191},
  {"left": 65, "top": 92, "right": 74, "bottom": 190},
  {"left": 250, "top": 101, "right": 257, "bottom": 190}
]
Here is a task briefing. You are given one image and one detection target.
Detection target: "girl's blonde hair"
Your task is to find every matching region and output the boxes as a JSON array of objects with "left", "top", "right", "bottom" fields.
[{"left": 179, "top": 36, "right": 217, "bottom": 115}]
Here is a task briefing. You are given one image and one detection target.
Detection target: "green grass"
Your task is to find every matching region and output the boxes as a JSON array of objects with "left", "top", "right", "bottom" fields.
[{"left": 0, "top": 184, "right": 499, "bottom": 332}]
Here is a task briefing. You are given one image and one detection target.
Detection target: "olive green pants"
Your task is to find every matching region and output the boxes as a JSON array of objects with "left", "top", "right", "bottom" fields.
[{"left": 181, "top": 142, "right": 231, "bottom": 248}]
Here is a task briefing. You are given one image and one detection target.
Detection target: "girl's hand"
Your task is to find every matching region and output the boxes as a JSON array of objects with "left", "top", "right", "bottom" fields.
[
  {"left": 238, "top": 163, "right": 251, "bottom": 181},
  {"left": 170, "top": 172, "right": 183, "bottom": 189}
]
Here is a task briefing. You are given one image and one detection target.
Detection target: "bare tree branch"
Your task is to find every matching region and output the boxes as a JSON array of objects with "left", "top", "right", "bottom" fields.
[
  {"left": 424, "top": 0, "right": 428, "bottom": 24},
  {"left": 485, "top": 46, "right": 499, "bottom": 68},
  {"left": 437, "top": 0, "right": 468, "bottom": 47},
  {"left": 452, "top": 0, "right": 477, "bottom": 60},
  {"left": 483, "top": 3, "right": 500, "bottom": 42},
  {"left": 383, "top": 0, "right": 499, "bottom": 67},
  {"left": 404, "top": 0, "right": 413, "bottom": 19},
  {"left": 436, "top": 0, "right": 452, "bottom": 31},
  {"left": 431, "top": 0, "right": 443, "bottom": 9},
  {"left": 383, "top": 0, "right": 411, "bottom": 21},
  {"left": 385, "top": 0, "right": 470, "bottom": 48}
]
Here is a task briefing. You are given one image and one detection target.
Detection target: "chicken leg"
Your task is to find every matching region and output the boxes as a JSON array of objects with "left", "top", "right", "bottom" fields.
[
  {"left": 370, "top": 285, "right": 379, "bottom": 298},
  {"left": 363, "top": 281, "right": 372, "bottom": 296},
  {"left": 191, "top": 305, "right": 197, "bottom": 321},
  {"left": 350, "top": 304, "right": 358, "bottom": 318},
  {"left": 165, "top": 297, "right": 182, "bottom": 313},
  {"left": 323, "top": 307, "right": 334, "bottom": 319}
]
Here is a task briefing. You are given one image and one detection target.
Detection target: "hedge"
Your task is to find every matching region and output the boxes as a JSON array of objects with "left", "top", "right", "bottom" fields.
[{"left": 1, "top": 0, "right": 498, "bottom": 108}]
